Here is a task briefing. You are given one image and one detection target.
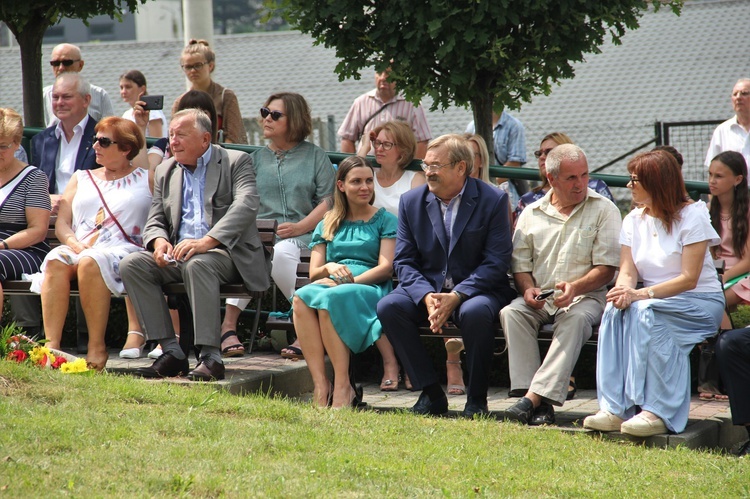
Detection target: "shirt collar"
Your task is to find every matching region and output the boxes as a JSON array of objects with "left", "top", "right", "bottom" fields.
[
  {"left": 178, "top": 145, "right": 213, "bottom": 171},
  {"left": 54, "top": 114, "right": 89, "bottom": 140}
]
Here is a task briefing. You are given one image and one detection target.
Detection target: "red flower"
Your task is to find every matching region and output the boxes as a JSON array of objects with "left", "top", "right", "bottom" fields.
[
  {"left": 52, "top": 357, "right": 67, "bottom": 369},
  {"left": 8, "top": 350, "right": 28, "bottom": 363}
]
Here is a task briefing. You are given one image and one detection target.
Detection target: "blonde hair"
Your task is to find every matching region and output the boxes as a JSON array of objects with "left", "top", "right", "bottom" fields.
[
  {"left": 0, "top": 108, "right": 23, "bottom": 144},
  {"left": 322, "top": 156, "right": 374, "bottom": 240},
  {"left": 463, "top": 133, "right": 490, "bottom": 184},
  {"left": 369, "top": 121, "right": 417, "bottom": 169},
  {"left": 182, "top": 39, "right": 215, "bottom": 70}
]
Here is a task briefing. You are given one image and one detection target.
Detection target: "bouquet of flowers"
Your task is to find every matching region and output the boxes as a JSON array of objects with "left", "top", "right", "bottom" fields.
[{"left": 1, "top": 322, "right": 90, "bottom": 373}]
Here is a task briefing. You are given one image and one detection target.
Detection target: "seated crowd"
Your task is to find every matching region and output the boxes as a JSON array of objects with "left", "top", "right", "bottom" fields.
[{"left": 4, "top": 42, "right": 750, "bottom": 456}]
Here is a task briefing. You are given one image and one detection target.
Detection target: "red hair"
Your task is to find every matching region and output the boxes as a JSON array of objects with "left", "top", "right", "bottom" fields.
[{"left": 628, "top": 150, "right": 687, "bottom": 233}]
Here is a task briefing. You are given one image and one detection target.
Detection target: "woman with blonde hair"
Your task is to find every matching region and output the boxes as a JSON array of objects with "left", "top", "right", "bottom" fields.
[
  {"left": 171, "top": 39, "right": 247, "bottom": 144},
  {"left": 293, "top": 156, "right": 398, "bottom": 407}
]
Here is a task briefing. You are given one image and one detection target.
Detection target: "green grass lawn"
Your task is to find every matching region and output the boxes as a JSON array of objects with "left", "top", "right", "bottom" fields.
[{"left": 1, "top": 361, "right": 748, "bottom": 498}]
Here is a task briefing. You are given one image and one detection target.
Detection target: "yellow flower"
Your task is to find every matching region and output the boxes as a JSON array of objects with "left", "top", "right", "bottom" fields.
[
  {"left": 29, "top": 346, "right": 55, "bottom": 367},
  {"left": 60, "top": 358, "right": 89, "bottom": 374}
]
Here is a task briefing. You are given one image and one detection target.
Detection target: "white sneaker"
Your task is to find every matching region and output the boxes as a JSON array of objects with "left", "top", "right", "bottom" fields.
[
  {"left": 620, "top": 413, "right": 667, "bottom": 437},
  {"left": 583, "top": 410, "right": 625, "bottom": 432}
]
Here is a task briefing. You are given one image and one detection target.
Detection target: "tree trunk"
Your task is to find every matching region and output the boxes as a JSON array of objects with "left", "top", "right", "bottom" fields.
[
  {"left": 471, "top": 92, "right": 495, "bottom": 164},
  {"left": 8, "top": 19, "right": 48, "bottom": 127}
]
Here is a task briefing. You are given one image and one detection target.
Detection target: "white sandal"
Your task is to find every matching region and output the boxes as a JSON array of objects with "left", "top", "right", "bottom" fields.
[{"left": 119, "top": 331, "right": 146, "bottom": 359}]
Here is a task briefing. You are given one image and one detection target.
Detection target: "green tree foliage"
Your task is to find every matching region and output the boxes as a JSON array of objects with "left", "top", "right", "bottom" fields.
[
  {"left": 214, "top": 0, "right": 287, "bottom": 34},
  {"left": 1, "top": 1, "right": 148, "bottom": 126},
  {"left": 272, "top": 0, "right": 683, "bottom": 153}
]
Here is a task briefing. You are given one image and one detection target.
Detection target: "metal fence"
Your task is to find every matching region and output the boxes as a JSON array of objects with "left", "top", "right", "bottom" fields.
[{"left": 657, "top": 120, "right": 724, "bottom": 182}]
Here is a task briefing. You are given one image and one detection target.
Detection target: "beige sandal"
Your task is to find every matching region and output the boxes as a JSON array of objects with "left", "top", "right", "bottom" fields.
[{"left": 446, "top": 360, "right": 465, "bottom": 395}]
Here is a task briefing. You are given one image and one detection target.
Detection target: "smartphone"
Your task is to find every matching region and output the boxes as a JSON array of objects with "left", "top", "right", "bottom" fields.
[
  {"left": 535, "top": 289, "right": 555, "bottom": 301},
  {"left": 141, "top": 94, "right": 164, "bottom": 111}
]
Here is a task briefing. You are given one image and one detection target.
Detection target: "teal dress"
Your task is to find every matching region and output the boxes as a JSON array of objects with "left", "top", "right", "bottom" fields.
[{"left": 294, "top": 208, "right": 398, "bottom": 353}]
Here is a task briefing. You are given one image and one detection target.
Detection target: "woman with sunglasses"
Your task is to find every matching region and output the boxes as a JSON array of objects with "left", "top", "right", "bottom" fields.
[
  {"left": 223, "top": 92, "right": 335, "bottom": 359},
  {"left": 171, "top": 39, "right": 247, "bottom": 144},
  {"left": 0, "top": 108, "right": 51, "bottom": 312},
  {"left": 29, "top": 117, "right": 151, "bottom": 371},
  {"left": 514, "top": 133, "right": 614, "bottom": 222},
  {"left": 583, "top": 150, "right": 724, "bottom": 437},
  {"left": 119, "top": 69, "right": 167, "bottom": 138}
]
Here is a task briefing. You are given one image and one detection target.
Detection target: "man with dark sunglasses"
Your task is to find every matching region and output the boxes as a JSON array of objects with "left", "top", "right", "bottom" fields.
[{"left": 42, "top": 43, "right": 114, "bottom": 127}]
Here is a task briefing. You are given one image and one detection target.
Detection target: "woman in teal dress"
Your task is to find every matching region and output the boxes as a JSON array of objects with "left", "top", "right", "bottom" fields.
[{"left": 293, "top": 156, "right": 398, "bottom": 408}]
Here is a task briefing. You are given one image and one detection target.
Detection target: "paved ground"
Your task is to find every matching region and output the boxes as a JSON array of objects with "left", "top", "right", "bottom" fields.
[{"left": 97, "top": 349, "right": 746, "bottom": 452}]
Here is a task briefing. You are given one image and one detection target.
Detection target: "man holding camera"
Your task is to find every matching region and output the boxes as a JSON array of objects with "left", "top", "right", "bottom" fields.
[
  {"left": 43, "top": 43, "right": 114, "bottom": 127},
  {"left": 500, "top": 144, "right": 621, "bottom": 426}
]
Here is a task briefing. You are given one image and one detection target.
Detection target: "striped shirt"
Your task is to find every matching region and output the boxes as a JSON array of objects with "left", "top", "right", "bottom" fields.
[
  {"left": 0, "top": 167, "right": 52, "bottom": 223},
  {"left": 338, "top": 89, "right": 432, "bottom": 150}
]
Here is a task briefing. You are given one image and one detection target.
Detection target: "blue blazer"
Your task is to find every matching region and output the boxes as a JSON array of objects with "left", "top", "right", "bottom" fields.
[
  {"left": 394, "top": 177, "right": 515, "bottom": 305},
  {"left": 31, "top": 117, "right": 99, "bottom": 194}
]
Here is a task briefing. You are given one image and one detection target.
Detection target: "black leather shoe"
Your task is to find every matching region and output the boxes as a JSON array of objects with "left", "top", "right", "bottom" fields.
[
  {"left": 188, "top": 357, "right": 225, "bottom": 381},
  {"left": 410, "top": 391, "right": 448, "bottom": 416},
  {"left": 504, "top": 397, "right": 534, "bottom": 425},
  {"left": 738, "top": 440, "right": 750, "bottom": 458},
  {"left": 134, "top": 352, "right": 189, "bottom": 378},
  {"left": 530, "top": 403, "right": 556, "bottom": 426},
  {"left": 462, "top": 401, "right": 489, "bottom": 418},
  {"left": 507, "top": 388, "right": 527, "bottom": 398}
]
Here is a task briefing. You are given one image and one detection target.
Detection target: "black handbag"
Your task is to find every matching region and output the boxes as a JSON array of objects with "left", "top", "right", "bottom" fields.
[{"left": 697, "top": 334, "right": 723, "bottom": 396}]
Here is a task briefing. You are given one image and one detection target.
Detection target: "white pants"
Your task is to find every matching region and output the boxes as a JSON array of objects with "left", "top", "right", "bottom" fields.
[{"left": 226, "top": 239, "right": 301, "bottom": 311}]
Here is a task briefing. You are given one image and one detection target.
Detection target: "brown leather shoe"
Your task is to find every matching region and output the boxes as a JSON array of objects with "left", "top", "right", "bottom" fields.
[
  {"left": 187, "top": 357, "right": 225, "bottom": 381},
  {"left": 134, "top": 352, "right": 189, "bottom": 378}
]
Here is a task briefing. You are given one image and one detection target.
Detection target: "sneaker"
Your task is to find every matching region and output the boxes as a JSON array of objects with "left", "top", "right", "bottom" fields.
[
  {"left": 620, "top": 413, "right": 667, "bottom": 437},
  {"left": 583, "top": 411, "right": 624, "bottom": 432}
]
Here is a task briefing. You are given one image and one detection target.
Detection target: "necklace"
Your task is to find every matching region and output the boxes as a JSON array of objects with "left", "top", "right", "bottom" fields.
[{"left": 720, "top": 212, "right": 731, "bottom": 222}]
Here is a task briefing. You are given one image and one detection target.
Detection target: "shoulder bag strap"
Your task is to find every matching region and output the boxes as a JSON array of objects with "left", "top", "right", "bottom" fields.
[{"left": 85, "top": 170, "right": 142, "bottom": 248}]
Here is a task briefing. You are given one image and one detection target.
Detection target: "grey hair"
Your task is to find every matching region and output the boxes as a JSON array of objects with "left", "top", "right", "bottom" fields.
[
  {"left": 736, "top": 78, "right": 750, "bottom": 86},
  {"left": 54, "top": 72, "right": 90, "bottom": 97},
  {"left": 545, "top": 143, "right": 587, "bottom": 178},
  {"left": 426, "top": 134, "right": 474, "bottom": 176},
  {"left": 172, "top": 108, "right": 212, "bottom": 136}
]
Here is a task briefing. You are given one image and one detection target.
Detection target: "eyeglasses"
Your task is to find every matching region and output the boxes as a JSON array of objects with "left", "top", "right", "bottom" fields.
[
  {"left": 629, "top": 175, "right": 639, "bottom": 184},
  {"left": 93, "top": 136, "right": 118, "bottom": 148},
  {"left": 260, "top": 107, "right": 285, "bottom": 121},
  {"left": 0, "top": 143, "right": 15, "bottom": 151},
  {"left": 733, "top": 90, "right": 750, "bottom": 98},
  {"left": 420, "top": 161, "right": 456, "bottom": 172},
  {"left": 534, "top": 147, "right": 554, "bottom": 159},
  {"left": 49, "top": 59, "right": 80, "bottom": 68},
  {"left": 181, "top": 62, "right": 207, "bottom": 72},
  {"left": 373, "top": 140, "right": 395, "bottom": 151}
]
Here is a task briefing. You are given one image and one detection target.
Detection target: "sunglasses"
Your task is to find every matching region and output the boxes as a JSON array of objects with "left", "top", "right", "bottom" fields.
[
  {"left": 49, "top": 59, "right": 80, "bottom": 68},
  {"left": 181, "top": 62, "right": 207, "bottom": 72},
  {"left": 534, "top": 147, "right": 554, "bottom": 159},
  {"left": 260, "top": 107, "right": 285, "bottom": 121},
  {"left": 93, "top": 136, "right": 118, "bottom": 148}
]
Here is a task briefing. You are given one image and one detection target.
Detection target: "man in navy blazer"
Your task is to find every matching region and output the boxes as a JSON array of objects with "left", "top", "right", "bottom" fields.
[
  {"left": 20, "top": 72, "right": 98, "bottom": 352},
  {"left": 31, "top": 72, "right": 98, "bottom": 205},
  {"left": 377, "top": 134, "right": 515, "bottom": 418}
]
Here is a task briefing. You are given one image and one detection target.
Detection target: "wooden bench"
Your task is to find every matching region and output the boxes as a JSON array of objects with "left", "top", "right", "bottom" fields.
[
  {"left": 2, "top": 218, "right": 278, "bottom": 355},
  {"left": 263, "top": 249, "right": 601, "bottom": 349}
]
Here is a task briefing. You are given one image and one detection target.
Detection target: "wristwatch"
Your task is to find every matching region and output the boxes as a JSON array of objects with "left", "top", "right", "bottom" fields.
[
  {"left": 452, "top": 290, "right": 467, "bottom": 303},
  {"left": 647, "top": 287, "right": 655, "bottom": 299}
]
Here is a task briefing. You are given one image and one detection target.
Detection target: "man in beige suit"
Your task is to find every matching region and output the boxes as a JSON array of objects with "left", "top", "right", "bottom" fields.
[{"left": 121, "top": 109, "right": 271, "bottom": 381}]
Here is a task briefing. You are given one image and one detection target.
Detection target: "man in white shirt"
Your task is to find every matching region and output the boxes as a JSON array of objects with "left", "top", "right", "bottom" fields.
[
  {"left": 43, "top": 43, "right": 115, "bottom": 127},
  {"left": 705, "top": 78, "right": 750, "bottom": 167},
  {"left": 20, "top": 72, "right": 99, "bottom": 351}
]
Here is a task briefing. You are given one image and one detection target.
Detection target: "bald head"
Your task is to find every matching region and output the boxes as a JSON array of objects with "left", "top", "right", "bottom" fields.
[{"left": 50, "top": 43, "right": 84, "bottom": 77}]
